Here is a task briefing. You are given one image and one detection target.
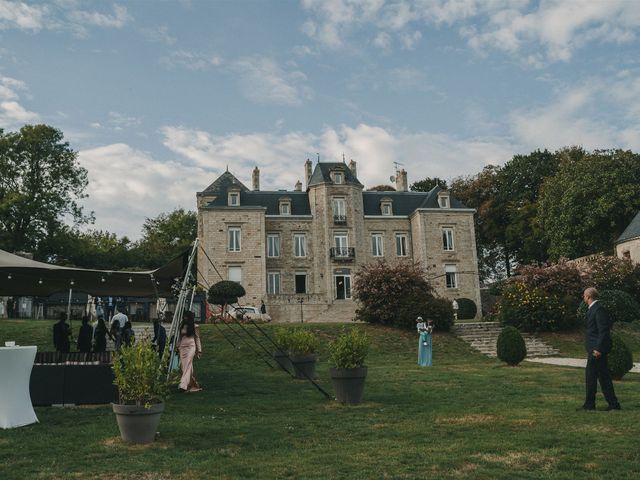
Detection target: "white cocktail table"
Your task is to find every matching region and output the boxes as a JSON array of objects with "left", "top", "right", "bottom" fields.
[{"left": 0, "top": 345, "right": 39, "bottom": 428}]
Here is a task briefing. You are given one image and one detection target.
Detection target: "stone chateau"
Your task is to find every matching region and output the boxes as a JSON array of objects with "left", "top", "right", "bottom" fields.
[{"left": 197, "top": 160, "right": 481, "bottom": 322}]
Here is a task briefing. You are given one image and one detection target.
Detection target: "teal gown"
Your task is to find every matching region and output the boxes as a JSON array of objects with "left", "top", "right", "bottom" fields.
[{"left": 418, "top": 331, "right": 432, "bottom": 367}]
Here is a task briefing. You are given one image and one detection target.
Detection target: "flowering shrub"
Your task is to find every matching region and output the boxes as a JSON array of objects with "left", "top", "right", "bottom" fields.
[
  {"left": 496, "top": 281, "right": 575, "bottom": 332},
  {"left": 580, "top": 256, "right": 640, "bottom": 300},
  {"left": 576, "top": 290, "right": 640, "bottom": 324},
  {"left": 353, "top": 260, "right": 453, "bottom": 331}
]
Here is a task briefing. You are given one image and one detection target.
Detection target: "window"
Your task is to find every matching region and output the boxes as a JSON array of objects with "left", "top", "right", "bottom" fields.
[
  {"left": 333, "top": 172, "right": 344, "bottom": 184},
  {"left": 396, "top": 234, "right": 408, "bottom": 257},
  {"left": 295, "top": 272, "right": 307, "bottom": 294},
  {"left": 445, "top": 264, "right": 458, "bottom": 289},
  {"left": 228, "top": 192, "right": 240, "bottom": 206},
  {"left": 228, "top": 266, "right": 242, "bottom": 283},
  {"left": 371, "top": 233, "right": 384, "bottom": 257},
  {"left": 267, "top": 234, "right": 280, "bottom": 257},
  {"left": 438, "top": 194, "right": 450, "bottom": 208},
  {"left": 279, "top": 201, "right": 291, "bottom": 215},
  {"left": 442, "top": 227, "right": 454, "bottom": 251},
  {"left": 267, "top": 272, "right": 281, "bottom": 294},
  {"left": 334, "top": 233, "right": 348, "bottom": 256},
  {"left": 294, "top": 234, "right": 306, "bottom": 257},
  {"left": 381, "top": 202, "right": 392, "bottom": 215},
  {"left": 228, "top": 227, "right": 241, "bottom": 252},
  {"left": 332, "top": 198, "right": 346, "bottom": 216}
]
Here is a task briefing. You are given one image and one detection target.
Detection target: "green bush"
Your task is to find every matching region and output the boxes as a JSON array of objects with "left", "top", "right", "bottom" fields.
[
  {"left": 608, "top": 332, "right": 634, "bottom": 380},
  {"left": 273, "top": 327, "right": 294, "bottom": 353},
  {"left": 497, "top": 281, "right": 575, "bottom": 332},
  {"left": 496, "top": 326, "right": 527, "bottom": 366},
  {"left": 456, "top": 298, "right": 477, "bottom": 320},
  {"left": 112, "top": 340, "right": 169, "bottom": 406},
  {"left": 288, "top": 329, "right": 320, "bottom": 357},
  {"left": 208, "top": 281, "right": 246, "bottom": 307},
  {"left": 328, "top": 327, "right": 370, "bottom": 369},
  {"left": 576, "top": 289, "right": 640, "bottom": 324}
]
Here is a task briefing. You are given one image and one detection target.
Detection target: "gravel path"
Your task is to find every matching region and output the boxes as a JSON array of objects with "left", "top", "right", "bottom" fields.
[{"left": 526, "top": 356, "right": 640, "bottom": 373}]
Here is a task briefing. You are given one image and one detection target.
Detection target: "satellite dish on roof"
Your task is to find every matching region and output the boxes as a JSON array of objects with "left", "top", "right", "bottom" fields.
[{"left": 389, "top": 176, "right": 396, "bottom": 182}]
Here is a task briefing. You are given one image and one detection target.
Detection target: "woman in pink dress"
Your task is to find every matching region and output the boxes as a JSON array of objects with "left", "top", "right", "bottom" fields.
[{"left": 178, "top": 311, "right": 202, "bottom": 392}]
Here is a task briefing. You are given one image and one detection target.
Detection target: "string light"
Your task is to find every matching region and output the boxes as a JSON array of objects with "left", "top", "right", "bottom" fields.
[
  {"left": 38, "top": 278, "right": 43, "bottom": 285},
  {"left": 128, "top": 277, "right": 133, "bottom": 283},
  {"left": 70, "top": 279, "right": 75, "bottom": 286},
  {"left": 7, "top": 273, "right": 11, "bottom": 280},
  {"left": 101, "top": 276, "right": 106, "bottom": 283}
]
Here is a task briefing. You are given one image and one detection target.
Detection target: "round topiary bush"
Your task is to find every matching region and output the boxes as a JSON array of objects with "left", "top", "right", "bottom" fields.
[
  {"left": 456, "top": 298, "right": 477, "bottom": 320},
  {"left": 496, "top": 326, "right": 527, "bottom": 366},
  {"left": 576, "top": 289, "right": 640, "bottom": 324},
  {"left": 608, "top": 332, "right": 633, "bottom": 380}
]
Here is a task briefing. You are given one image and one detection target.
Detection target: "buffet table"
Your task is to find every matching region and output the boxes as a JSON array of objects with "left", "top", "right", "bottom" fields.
[{"left": 0, "top": 345, "right": 39, "bottom": 429}]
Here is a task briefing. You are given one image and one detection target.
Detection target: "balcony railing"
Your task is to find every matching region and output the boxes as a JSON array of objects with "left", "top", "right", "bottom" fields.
[
  {"left": 333, "top": 214, "right": 347, "bottom": 225},
  {"left": 330, "top": 247, "right": 355, "bottom": 261}
]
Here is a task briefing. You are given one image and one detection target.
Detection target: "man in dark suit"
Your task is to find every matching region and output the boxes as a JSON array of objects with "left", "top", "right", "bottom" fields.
[{"left": 579, "top": 287, "right": 621, "bottom": 411}]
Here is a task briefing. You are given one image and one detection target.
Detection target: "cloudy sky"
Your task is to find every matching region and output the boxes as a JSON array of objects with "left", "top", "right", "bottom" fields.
[{"left": 2, "top": 0, "right": 640, "bottom": 239}]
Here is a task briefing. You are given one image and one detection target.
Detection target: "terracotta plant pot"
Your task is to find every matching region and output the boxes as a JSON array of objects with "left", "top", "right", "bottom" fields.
[
  {"left": 290, "top": 353, "right": 317, "bottom": 380},
  {"left": 112, "top": 402, "right": 164, "bottom": 444},
  {"left": 330, "top": 366, "right": 368, "bottom": 405}
]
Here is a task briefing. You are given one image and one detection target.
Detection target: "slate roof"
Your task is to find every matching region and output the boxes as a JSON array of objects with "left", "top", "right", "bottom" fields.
[
  {"left": 198, "top": 171, "right": 249, "bottom": 195},
  {"left": 362, "top": 186, "right": 467, "bottom": 215},
  {"left": 617, "top": 211, "right": 640, "bottom": 243},
  {"left": 199, "top": 170, "right": 468, "bottom": 217},
  {"left": 308, "top": 162, "right": 363, "bottom": 187}
]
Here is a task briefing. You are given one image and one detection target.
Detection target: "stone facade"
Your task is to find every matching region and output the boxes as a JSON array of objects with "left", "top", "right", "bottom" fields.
[{"left": 197, "top": 162, "right": 482, "bottom": 322}]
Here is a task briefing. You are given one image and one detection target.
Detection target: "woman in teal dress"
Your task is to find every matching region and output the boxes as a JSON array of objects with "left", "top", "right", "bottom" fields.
[{"left": 416, "top": 317, "right": 433, "bottom": 367}]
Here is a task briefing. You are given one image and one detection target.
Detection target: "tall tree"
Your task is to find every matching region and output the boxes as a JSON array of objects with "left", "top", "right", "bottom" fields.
[
  {"left": 0, "top": 125, "right": 92, "bottom": 255},
  {"left": 498, "top": 149, "right": 559, "bottom": 265},
  {"left": 135, "top": 208, "right": 197, "bottom": 268},
  {"left": 367, "top": 185, "right": 396, "bottom": 191},
  {"left": 538, "top": 148, "right": 640, "bottom": 260},
  {"left": 410, "top": 177, "right": 448, "bottom": 192}
]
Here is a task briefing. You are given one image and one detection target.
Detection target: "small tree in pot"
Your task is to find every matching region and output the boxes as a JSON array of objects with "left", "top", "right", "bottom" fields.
[
  {"left": 112, "top": 340, "right": 169, "bottom": 444},
  {"left": 329, "top": 327, "right": 370, "bottom": 404},
  {"left": 273, "top": 327, "right": 294, "bottom": 375},
  {"left": 288, "top": 329, "right": 320, "bottom": 380}
]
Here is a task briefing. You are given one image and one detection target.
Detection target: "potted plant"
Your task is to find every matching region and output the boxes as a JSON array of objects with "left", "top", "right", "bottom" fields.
[
  {"left": 273, "top": 327, "right": 294, "bottom": 375},
  {"left": 288, "top": 328, "right": 320, "bottom": 380},
  {"left": 329, "top": 327, "right": 370, "bottom": 405},
  {"left": 111, "top": 339, "right": 169, "bottom": 444}
]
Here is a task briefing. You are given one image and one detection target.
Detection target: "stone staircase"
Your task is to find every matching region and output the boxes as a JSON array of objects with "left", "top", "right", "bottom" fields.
[
  {"left": 305, "top": 300, "right": 357, "bottom": 323},
  {"left": 451, "top": 322, "right": 559, "bottom": 358}
]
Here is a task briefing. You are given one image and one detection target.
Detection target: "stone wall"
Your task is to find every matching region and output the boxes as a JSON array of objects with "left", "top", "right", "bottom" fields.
[{"left": 616, "top": 238, "right": 640, "bottom": 264}]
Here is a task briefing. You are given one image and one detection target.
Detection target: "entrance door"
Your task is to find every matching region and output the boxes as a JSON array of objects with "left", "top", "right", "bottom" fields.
[{"left": 335, "top": 275, "right": 351, "bottom": 300}]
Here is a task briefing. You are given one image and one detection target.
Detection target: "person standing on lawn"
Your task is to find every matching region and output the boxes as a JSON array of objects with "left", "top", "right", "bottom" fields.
[
  {"left": 178, "top": 310, "right": 202, "bottom": 392},
  {"left": 579, "top": 287, "right": 621, "bottom": 411},
  {"left": 77, "top": 315, "right": 93, "bottom": 353},
  {"left": 416, "top": 317, "right": 433, "bottom": 367},
  {"left": 53, "top": 312, "right": 72, "bottom": 353}
]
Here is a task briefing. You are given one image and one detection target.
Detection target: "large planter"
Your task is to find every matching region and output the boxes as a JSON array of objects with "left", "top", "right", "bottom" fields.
[
  {"left": 330, "top": 366, "right": 368, "bottom": 405},
  {"left": 273, "top": 351, "right": 293, "bottom": 375},
  {"left": 112, "top": 402, "right": 164, "bottom": 444},
  {"left": 290, "top": 353, "right": 317, "bottom": 380}
]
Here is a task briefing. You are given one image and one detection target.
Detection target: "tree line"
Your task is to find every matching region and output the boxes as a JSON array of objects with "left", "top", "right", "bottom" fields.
[
  {"left": 411, "top": 147, "right": 640, "bottom": 281},
  {"left": 0, "top": 124, "right": 196, "bottom": 270}
]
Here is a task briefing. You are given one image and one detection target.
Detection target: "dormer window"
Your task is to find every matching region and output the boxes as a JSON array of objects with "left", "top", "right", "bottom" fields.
[
  {"left": 380, "top": 198, "right": 393, "bottom": 216},
  {"left": 332, "top": 172, "right": 344, "bottom": 184},
  {"left": 279, "top": 198, "right": 291, "bottom": 215},
  {"left": 228, "top": 191, "right": 240, "bottom": 206},
  {"left": 438, "top": 192, "right": 450, "bottom": 208}
]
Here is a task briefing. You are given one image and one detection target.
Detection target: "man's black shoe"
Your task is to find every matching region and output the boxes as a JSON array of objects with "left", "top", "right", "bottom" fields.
[
  {"left": 576, "top": 405, "right": 596, "bottom": 411},
  {"left": 605, "top": 404, "right": 621, "bottom": 411}
]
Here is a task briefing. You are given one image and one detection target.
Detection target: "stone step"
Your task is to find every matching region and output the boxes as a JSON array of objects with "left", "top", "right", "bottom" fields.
[{"left": 452, "top": 322, "right": 560, "bottom": 358}]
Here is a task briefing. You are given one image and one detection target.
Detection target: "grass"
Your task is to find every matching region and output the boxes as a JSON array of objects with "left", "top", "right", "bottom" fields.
[{"left": 1, "top": 320, "right": 639, "bottom": 479}]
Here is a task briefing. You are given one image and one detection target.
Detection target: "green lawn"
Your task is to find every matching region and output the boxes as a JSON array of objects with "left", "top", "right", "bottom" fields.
[{"left": 1, "top": 320, "right": 639, "bottom": 479}]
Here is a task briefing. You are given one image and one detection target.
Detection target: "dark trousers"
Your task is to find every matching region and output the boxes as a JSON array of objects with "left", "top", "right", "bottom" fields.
[{"left": 585, "top": 353, "right": 618, "bottom": 407}]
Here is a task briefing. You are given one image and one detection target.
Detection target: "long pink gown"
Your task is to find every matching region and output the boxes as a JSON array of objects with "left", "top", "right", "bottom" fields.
[{"left": 178, "top": 325, "right": 202, "bottom": 391}]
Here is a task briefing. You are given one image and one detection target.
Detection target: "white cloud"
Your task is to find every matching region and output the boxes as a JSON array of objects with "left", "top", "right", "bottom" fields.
[
  {"left": 230, "top": 56, "right": 313, "bottom": 106},
  {"left": 67, "top": 4, "right": 131, "bottom": 29},
  {"left": 108, "top": 111, "right": 141, "bottom": 130},
  {"left": 301, "top": 0, "right": 640, "bottom": 63},
  {"left": 159, "top": 50, "right": 223, "bottom": 70},
  {"left": 161, "top": 123, "right": 514, "bottom": 194},
  {"left": 0, "top": 0, "right": 48, "bottom": 31},
  {"left": 78, "top": 143, "right": 207, "bottom": 239},
  {"left": 141, "top": 25, "right": 176, "bottom": 45},
  {"left": 0, "top": 74, "right": 38, "bottom": 128}
]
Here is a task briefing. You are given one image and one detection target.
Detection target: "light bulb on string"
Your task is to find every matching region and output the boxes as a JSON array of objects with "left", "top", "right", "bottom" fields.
[
  {"left": 128, "top": 277, "right": 133, "bottom": 283},
  {"left": 70, "top": 279, "right": 75, "bottom": 286},
  {"left": 7, "top": 273, "right": 11, "bottom": 280},
  {"left": 38, "top": 278, "right": 43, "bottom": 285},
  {"left": 101, "top": 276, "right": 106, "bottom": 283}
]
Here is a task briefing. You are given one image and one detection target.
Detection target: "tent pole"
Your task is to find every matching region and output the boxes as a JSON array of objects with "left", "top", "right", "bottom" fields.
[{"left": 66, "top": 288, "right": 73, "bottom": 329}]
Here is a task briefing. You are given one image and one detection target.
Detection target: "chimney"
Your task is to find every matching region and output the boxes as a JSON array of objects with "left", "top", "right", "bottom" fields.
[
  {"left": 348, "top": 159, "right": 357, "bottom": 179},
  {"left": 295, "top": 180, "right": 302, "bottom": 191},
  {"left": 305, "top": 159, "right": 313, "bottom": 188},
  {"left": 396, "top": 168, "right": 408, "bottom": 192},
  {"left": 252, "top": 166, "right": 260, "bottom": 191}
]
